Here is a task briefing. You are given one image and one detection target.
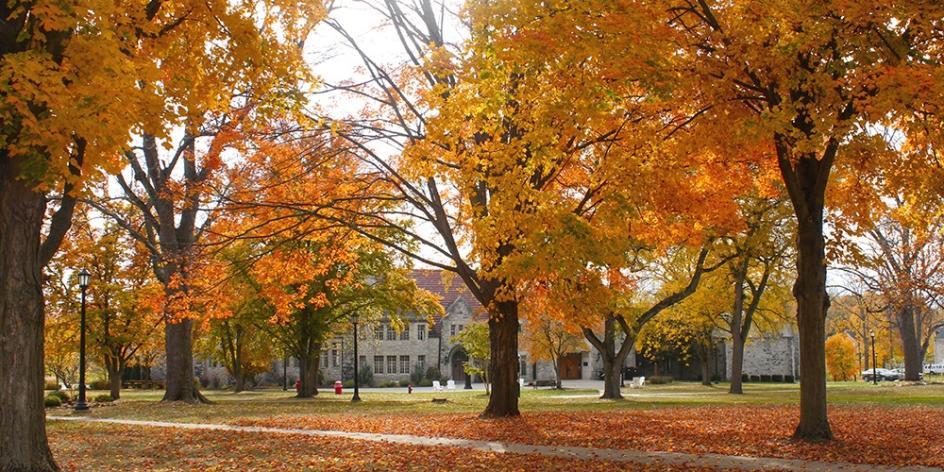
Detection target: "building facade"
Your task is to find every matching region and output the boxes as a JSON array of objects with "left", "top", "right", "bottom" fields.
[
  {"left": 935, "top": 328, "right": 944, "bottom": 364},
  {"left": 189, "top": 270, "right": 797, "bottom": 387}
]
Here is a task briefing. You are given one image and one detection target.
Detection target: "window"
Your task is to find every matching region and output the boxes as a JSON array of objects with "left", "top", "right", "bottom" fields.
[
  {"left": 519, "top": 357, "right": 527, "bottom": 376},
  {"left": 400, "top": 325, "right": 409, "bottom": 340},
  {"left": 321, "top": 352, "right": 328, "bottom": 368},
  {"left": 386, "top": 326, "right": 397, "bottom": 341},
  {"left": 375, "top": 324, "right": 385, "bottom": 341},
  {"left": 374, "top": 356, "right": 384, "bottom": 374},
  {"left": 400, "top": 355, "right": 410, "bottom": 374},
  {"left": 387, "top": 356, "right": 396, "bottom": 374},
  {"left": 331, "top": 349, "right": 339, "bottom": 367},
  {"left": 417, "top": 355, "right": 426, "bottom": 372},
  {"left": 450, "top": 324, "right": 463, "bottom": 338},
  {"left": 416, "top": 323, "right": 426, "bottom": 340},
  {"left": 359, "top": 355, "right": 366, "bottom": 370}
]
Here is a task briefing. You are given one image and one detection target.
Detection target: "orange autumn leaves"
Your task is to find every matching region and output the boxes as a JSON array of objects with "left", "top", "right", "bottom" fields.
[{"left": 229, "top": 406, "right": 944, "bottom": 468}]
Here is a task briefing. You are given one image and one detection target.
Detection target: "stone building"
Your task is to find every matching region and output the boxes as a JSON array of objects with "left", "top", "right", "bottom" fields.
[
  {"left": 721, "top": 324, "right": 799, "bottom": 381},
  {"left": 935, "top": 328, "right": 944, "bottom": 364},
  {"left": 188, "top": 270, "right": 799, "bottom": 387}
]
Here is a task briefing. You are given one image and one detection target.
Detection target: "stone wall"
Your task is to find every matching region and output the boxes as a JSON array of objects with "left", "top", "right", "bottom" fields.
[
  {"left": 724, "top": 324, "right": 799, "bottom": 380},
  {"left": 935, "top": 328, "right": 943, "bottom": 364}
]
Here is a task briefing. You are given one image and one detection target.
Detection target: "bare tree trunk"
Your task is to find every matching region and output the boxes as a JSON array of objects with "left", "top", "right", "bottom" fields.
[
  {"left": 162, "top": 319, "right": 206, "bottom": 403},
  {"left": 897, "top": 305, "right": 922, "bottom": 381},
  {"left": 107, "top": 364, "right": 124, "bottom": 400},
  {"left": 0, "top": 165, "right": 59, "bottom": 471},
  {"left": 792, "top": 215, "right": 832, "bottom": 440},
  {"left": 297, "top": 341, "right": 321, "bottom": 398},
  {"left": 553, "top": 359, "right": 562, "bottom": 389},
  {"left": 482, "top": 300, "right": 520, "bottom": 418},
  {"left": 730, "top": 334, "right": 747, "bottom": 394},
  {"left": 594, "top": 316, "right": 629, "bottom": 400},
  {"left": 700, "top": 353, "right": 712, "bottom": 386}
]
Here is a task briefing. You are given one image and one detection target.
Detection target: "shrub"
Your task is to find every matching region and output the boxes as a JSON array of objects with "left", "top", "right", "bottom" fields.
[
  {"left": 410, "top": 363, "right": 425, "bottom": 385},
  {"left": 749, "top": 375, "right": 760, "bottom": 382},
  {"left": 378, "top": 380, "right": 399, "bottom": 388},
  {"left": 90, "top": 379, "right": 110, "bottom": 390},
  {"left": 760, "top": 374, "right": 771, "bottom": 382},
  {"left": 424, "top": 367, "right": 441, "bottom": 383},
  {"left": 45, "top": 379, "right": 60, "bottom": 391},
  {"left": 342, "top": 380, "right": 355, "bottom": 388},
  {"left": 741, "top": 374, "right": 749, "bottom": 383},
  {"left": 772, "top": 374, "right": 784, "bottom": 383},
  {"left": 785, "top": 375, "right": 795, "bottom": 383},
  {"left": 52, "top": 390, "right": 71, "bottom": 403},
  {"left": 648, "top": 375, "right": 673, "bottom": 384},
  {"left": 358, "top": 366, "right": 374, "bottom": 388},
  {"left": 418, "top": 379, "right": 433, "bottom": 387},
  {"left": 94, "top": 394, "right": 114, "bottom": 402},
  {"left": 44, "top": 395, "right": 62, "bottom": 408}
]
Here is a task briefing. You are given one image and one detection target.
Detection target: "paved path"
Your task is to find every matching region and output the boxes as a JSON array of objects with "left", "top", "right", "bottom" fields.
[{"left": 48, "top": 416, "right": 941, "bottom": 472}]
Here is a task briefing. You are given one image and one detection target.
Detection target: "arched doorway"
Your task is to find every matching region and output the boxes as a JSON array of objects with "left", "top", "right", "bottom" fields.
[{"left": 449, "top": 347, "right": 468, "bottom": 382}]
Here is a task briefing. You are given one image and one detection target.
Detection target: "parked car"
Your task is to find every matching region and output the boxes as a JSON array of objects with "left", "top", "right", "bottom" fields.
[
  {"left": 924, "top": 364, "right": 944, "bottom": 375},
  {"left": 891, "top": 368, "right": 923, "bottom": 380},
  {"left": 861, "top": 368, "right": 900, "bottom": 382}
]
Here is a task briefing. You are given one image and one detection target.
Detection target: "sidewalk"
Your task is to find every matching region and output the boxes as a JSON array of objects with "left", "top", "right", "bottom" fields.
[{"left": 47, "top": 416, "right": 941, "bottom": 472}]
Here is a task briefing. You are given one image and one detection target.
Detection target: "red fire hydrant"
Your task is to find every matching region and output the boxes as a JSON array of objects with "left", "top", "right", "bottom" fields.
[
  {"left": 294, "top": 379, "right": 301, "bottom": 393},
  {"left": 334, "top": 380, "right": 343, "bottom": 396},
  {"left": 408, "top": 384, "right": 413, "bottom": 394}
]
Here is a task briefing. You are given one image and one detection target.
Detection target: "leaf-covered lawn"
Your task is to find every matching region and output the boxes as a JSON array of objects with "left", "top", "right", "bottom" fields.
[
  {"left": 228, "top": 405, "right": 944, "bottom": 468},
  {"left": 47, "top": 421, "right": 710, "bottom": 471}
]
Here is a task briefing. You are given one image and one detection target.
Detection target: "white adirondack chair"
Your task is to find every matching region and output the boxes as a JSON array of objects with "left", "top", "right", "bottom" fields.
[
  {"left": 630, "top": 376, "right": 646, "bottom": 389},
  {"left": 432, "top": 380, "right": 443, "bottom": 391},
  {"left": 446, "top": 380, "right": 456, "bottom": 390}
]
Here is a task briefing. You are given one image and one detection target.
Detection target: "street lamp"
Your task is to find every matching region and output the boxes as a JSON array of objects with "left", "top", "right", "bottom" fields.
[
  {"left": 870, "top": 331, "right": 878, "bottom": 386},
  {"left": 75, "top": 269, "right": 91, "bottom": 411},
  {"left": 351, "top": 312, "right": 361, "bottom": 402}
]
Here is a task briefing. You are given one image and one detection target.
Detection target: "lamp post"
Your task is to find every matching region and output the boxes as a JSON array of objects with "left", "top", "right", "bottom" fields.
[
  {"left": 870, "top": 331, "right": 878, "bottom": 385},
  {"left": 75, "top": 269, "right": 91, "bottom": 411},
  {"left": 351, "top": 312, "right": 361, "bottom": 402}
]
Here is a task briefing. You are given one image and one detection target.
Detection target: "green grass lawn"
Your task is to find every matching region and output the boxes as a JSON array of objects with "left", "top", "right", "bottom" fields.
[{"left": 45, "top": 380, "right": 944, "bottom": 423}]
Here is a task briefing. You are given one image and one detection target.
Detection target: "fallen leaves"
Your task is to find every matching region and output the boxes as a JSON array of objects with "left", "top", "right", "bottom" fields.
[
  {"left": 47, "top": 421, "right": 711, "bottom": 471},
  {"left": 229, "top": 405, "right": 944, "bottom": 468}
]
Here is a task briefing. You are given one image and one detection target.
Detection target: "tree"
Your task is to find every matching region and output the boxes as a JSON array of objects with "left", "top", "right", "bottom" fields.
[
  {"left": 825, "top": 334, "right": 857, "bottom": 381},
  {"left": 59, "top": 214, "right": 164, "bottom": 399},
  {"left": 724, "top": 199, "right": 794, "bottom": 394},
  {"left": 0, "top": 1, "right": 181, "bottom": 466},
  {"left": 85, "top": 0, "right": 321, "bottom": 405},
  {"left": 835, "top": 188, "right": 944, "bottom": 381},
  {"left": 488, "top": 0, "right": 944, "bottom": 441},
  {"left": 522, "top": 319, "right": 583, "bottom": 389},
  {"left": 454, "top": 322, "right": 491, "bottom": 394}
]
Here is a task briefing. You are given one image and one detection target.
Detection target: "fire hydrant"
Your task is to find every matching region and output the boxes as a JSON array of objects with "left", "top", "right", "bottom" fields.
[
  {"left": 294, "top": 379, "right": 301, "bottom": 393},
  {"left": 408, "top": 384, "right": 413, "bottom": 394},
  {"left": 334, "top": 380, "right": 343, "bottom": 396}
]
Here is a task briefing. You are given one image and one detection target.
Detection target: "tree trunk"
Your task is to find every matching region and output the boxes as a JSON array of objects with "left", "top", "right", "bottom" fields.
[
  {"left": 700, "top": 343, "right": 713, "bottom": 386},
  {"left": 792, "top": 217, "right": 832, "bottom": 440},
  {"left": 897, "top": 305, "right": 922, "bottom": 381},
  {"left": 161, "top": 319, "right": 206, "bottom": 403},
  {"left": 596, "top": 317, "right": 629, "bottom": 399},
  {"left": 297, "top": 342, "right": 321, "bottom": 398},
  {"left": 0, "top": 164, "right": 59, "bottom": 471},
  {"left": 553, "top": 360, "right": 562, "bottom": 389},
  {"left": 729, "top": 333, "right": 746, "bottom": 394},
  {"left": 234, "top": 369, "right": 246, "bottom": 393},
  {"left": 482, "top": 300, "right": 520, "bottom": 418},
  {"left": 107, "top": 364, "right": 124, "bottom": 400}
]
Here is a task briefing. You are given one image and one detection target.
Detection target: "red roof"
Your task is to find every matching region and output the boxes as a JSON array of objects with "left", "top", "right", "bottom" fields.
[{"left": 411, "top": 269, "right": 486, "bottom": 336}]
